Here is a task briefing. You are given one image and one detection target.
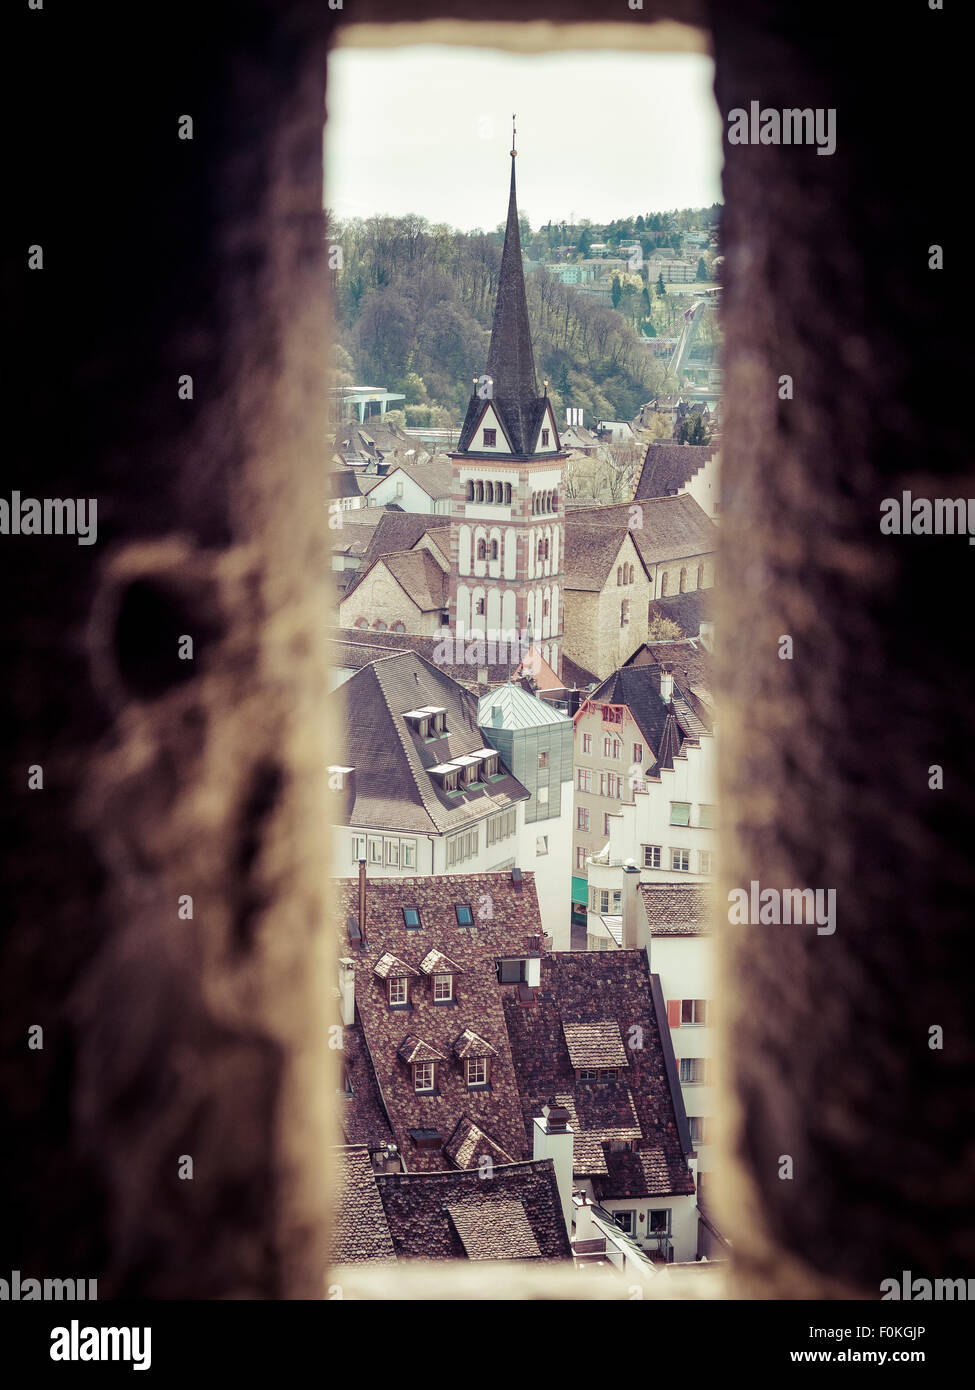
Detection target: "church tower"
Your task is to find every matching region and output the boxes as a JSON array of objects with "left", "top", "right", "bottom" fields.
[{"left": 446, "top": 125, "right": 567, "bottom": 678}]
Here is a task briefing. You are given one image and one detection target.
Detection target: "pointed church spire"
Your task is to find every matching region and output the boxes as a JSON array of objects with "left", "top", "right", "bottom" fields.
[{"left": 485, "top": 118, "right": 539, "bottom": 423}]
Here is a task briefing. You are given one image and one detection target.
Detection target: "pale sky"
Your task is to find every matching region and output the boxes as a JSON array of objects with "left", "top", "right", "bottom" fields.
[{"left": 325, "top": 46, "right": 722, "bottom": 231}]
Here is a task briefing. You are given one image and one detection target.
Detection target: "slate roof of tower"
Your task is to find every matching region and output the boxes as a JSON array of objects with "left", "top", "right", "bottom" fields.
[
  {"left": 562, "top": 524, "right": 634, "bottom": 591},
  {"left": 332, "top": 650, "right": 530, "bottom": 835},
  {"left": 501, "top": 951, "right": 695, "bottom": 1198},
  {"left": 334, "top": 871, "right": 541, "bottom": 1171},
  {"left": 456, "top": 154, "right": 560, "bottom": 458},
  {"left": 374, "top": 1159, "right": 572, "bottom": 1261},
  {"left": 647, "top": 587, "right": 714, "bottom": 639}
]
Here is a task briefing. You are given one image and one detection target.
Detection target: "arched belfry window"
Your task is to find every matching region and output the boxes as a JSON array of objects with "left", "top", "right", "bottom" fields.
[
  {"left": 475, "top": 481, "right": 484, "bottom": 503},
  {"left": 491, "top": 539, "right": 499, "bottom": 560},
  {"left": 466, "top": 480, "right": 475, "bottom": 502},
  {"left": 617, "top": 566, "right": 622, "bottom": 586},
  {"left": 477, "top": 539, "right": 487, "bottom": 561},
  {"left": 504, "top": 482, "right": 512, "bottom": 504},
  {"left": 485, "top": 481, "right": 494, "bottom": 503}
]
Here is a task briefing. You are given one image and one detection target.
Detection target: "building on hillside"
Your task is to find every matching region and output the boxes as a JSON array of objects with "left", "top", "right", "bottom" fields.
[
  {"left": 330, "top": 510, "right": 383, "bottom": 595},
  {"left": 445, "top": 141, "right": 568, "bottom": 678},
  {"left": 331, "top": 385, "right": 406, "bottom": 425},
  {"left": 648, "top": 257, "right": 698, "bottom": 284},
  {"left": 338, "top": 548, "right": 448, "bottom": 637},
  {"left": 332, "top": 1146, "right": 573, "bottom": 1264},
  {"left": 331, "top": 651, "right": 532, "bottom": 878},
  {"left": 363, "top": 457, "right": 453, "bottom": 515},
  {"left": 634, "top": 442, "right": 720, "bottom": 520},
  {"left": 478, "top": 682, "right": 574, "bottom": 950},
  {"left": 333, "top": 872, "right": 699, "bottom": 1262},
  {"left": 572, "top": 659, "right": 715, "bottom": 933},
  {"left": 594, "top": 421, "right": 635, "bottom": 445}
]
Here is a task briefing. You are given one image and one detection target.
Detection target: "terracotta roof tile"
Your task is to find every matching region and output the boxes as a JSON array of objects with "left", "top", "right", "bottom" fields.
[
  {"left": 332, "top": 1146, "right": 396, "bottom": 1264},
  {"left": 453, "top": 1027, "right": 499, "bottom": 1060},
  {"left": 396, "top": 1034, "right": 446, "bottom": 1064},
  {"left": 562, "top": 1020, "right": 629, "bottom": 1069},
  {"left": 373, "top": 952, "right": 419, "bottom": 980},
  {"left": 639, "top": 883, "right": 714, "bottom": 936},
  {"left": 446, "top": 1198, "right": 541, "bottom": 1260}
]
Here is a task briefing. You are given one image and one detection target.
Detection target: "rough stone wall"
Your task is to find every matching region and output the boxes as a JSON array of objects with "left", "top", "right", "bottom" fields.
[{"left": 337, "top": 563, "right": 429, "bottom": 634}]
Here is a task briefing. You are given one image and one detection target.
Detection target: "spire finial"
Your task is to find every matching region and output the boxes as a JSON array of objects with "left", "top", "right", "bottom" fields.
[{"left": 511, "top": 113, "right": 517, "bottom": 158}]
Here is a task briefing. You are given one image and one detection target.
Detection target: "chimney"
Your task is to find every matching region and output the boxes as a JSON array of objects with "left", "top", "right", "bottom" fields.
[
  {"left": 621, "top": 860, "right": 644, "bottom": 951},
  {"left": 533, "top": 1100, "right": 574, "bottom": 1236},
  {"left": 337, "top": 957, "right": 355, "bottom": 1026},
  {"left": 358, "top": 859, "right": 367, "bottom": 941},
  {"left": 659, "top": 663, "right": 674, "bottom": 703}
]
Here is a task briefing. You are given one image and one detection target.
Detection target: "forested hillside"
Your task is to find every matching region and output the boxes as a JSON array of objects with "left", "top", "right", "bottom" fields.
[{"left": 327, "top": 205, "right": 720, "bottom": 426}]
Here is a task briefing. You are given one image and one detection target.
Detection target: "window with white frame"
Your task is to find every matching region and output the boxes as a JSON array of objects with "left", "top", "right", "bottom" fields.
[
  {"left": 613, "top": 1210, "right": 636, "bottom": 1235},
  {"left": 671, "top": 847, "right": 691, "bottom": 872},
  {"left": 688, "top": 1117, "right": 708, "bottom": 1144},
  {"left": 385, "top": 839, "right": 400, "bottom": 867},
  {"left": 401, "top": 839, "right": 416, "bottom": 869},
  {"left": 466, "top": 1057, "right": 488, "bottom": 1087},
  {"left": 413, "top": 1061, "right": 435, "bottom": 1092},
  {"left": 486, "top": 807, "right": 516, "bottom": 846},
  {"left": 699, "top": 849, "right": 714, "bottom": 875},
  {"left": 388, "top": 977, "right": 408, "bottom": 1006},
  {"left": 648, "top": 1209, "right": 671, "bottom": 1234},
  {"left": 578, "top": 1068, "right": 598, "bottom": 1082},
  {"left": 368, "top": 836, "right": 383, "bottom": 865},
  {"left": 352, "top": 833, "right": 367, "bottom": 862},
  {"left": 643, "top": 845, "right": 661, "bottom": 869},
  {"left": 600, "top": 1068, "right": 619, "bottom": 1081},
  {"left": 433, "top": 974, "right": 453, "bottom": 1002}
]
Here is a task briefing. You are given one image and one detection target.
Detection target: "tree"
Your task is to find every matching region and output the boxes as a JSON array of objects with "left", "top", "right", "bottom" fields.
[
  {"left": 677, "top": 413, "right": 709, "bottom": 445},
  {"left": 611, "top": 275, "right": 622, "bottom": 309},
  {"left": 656, "top": 273, "right": 666, "bottom": 297},
  {"left": 647, "top": 613, "right": 685, "bottom": 641},
  {"left": 557, "top": 362, "right": 571, "bottom": 399},
  {"left": 696, "top": 257, "right": 708, "bottom": 281}
]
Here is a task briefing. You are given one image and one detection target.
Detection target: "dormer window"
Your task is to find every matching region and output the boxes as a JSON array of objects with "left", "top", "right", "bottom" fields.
[
  {"left": 541, "top": 429, "right": 550, "bottom": 446},
  {"left": 481, "top": 753, "right": 499, "bottom": 777},
  {"left": 413, "top": 1061, "right": 435, "bottom": 1093},
  {"left": 388, "top": 977, "right": 408, "bottom": 1006},
  {"left": 579, "top": 1068, "right": 598, "bottom": 1082},
  {"left": 443, "top": 770, "right": 459, "bottom": 792},
  {"left": 455, "top": 903, "right": 474, "bottom": 927},
  {"left": 433, "top": 974, "right": 453, "bottom": 1002},
  {"left": 466, "top": 1057, "right": 489, "bottom": 1087},
  {"left": 483, "top": 428, "right": 496, "bottom": 447}
]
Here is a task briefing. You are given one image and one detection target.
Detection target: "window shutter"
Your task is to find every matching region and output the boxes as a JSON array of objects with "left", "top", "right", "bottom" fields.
[{"left": 667, "top": 999, "right": 681, "bottom": 1028}]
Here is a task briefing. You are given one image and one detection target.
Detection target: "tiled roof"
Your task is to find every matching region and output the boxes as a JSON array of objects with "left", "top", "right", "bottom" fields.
[
  {"left": 502, "top": 951, "right": 694, "bottom": 1197},
  {"left": 328, "top": 629, "right": 516, "bottom": 692},
  {"left": 639, "top": 883, "right": 713, "bottom": 936},
  {"left": 369, "top": 455, "right": 454, "bottom": 501},
  {"left": 338, "top": 1024, "right": 396, "bottom": 1149},
  {"left": 446, "top": 1198, "right": 541, "bottom": 1260},
  {"left": 648, "top": 587, "right": 714, "bottom": 638},
  {"left": 376, "top": 548, "right": 448, "bottom": 613},
  {"left": 563, "top": 524, "right": 633, "bottom": 591},
  {"left": 331, "top": 1146, "right": 396, "bottom": 1264},
  {"left": 561, "top": 653, "right": 600, "bottom": 689},
  {"left": 397, "top": 1034, "right": 446, "bottom": 1064},
  {"left": 332, "top": 650, "right": 530, "bottom": 835},
  {"left": 634, "top": 443, "right": 716, "bottom": 500},
  {"left": 453, "top": 1027, "right": 499, "bottom": 1060},
  {"left": 626, "top": 638, "right": 714, "bottom": 716},
  {"left": 584, "top": 663, "right": 704, "bottom": 763},
  {"left": 418, "top": 948, "right": 465, "bottom": 976},
  {"left": 443, "top": 1116, "right": 516, "bottom": 1170},
  {"left": 335, "top": 872, "right": 541, "bottom": 1171},
  {"left": 562, "top": 1020, "right": 629, "bottom": 1069},
  {"left": 344, "top": 512, "right": 450, "bottom": 596},
  {"left": 374, "top": 952, "right": 420, "bottom": 980},
  {"left": 568, "top": 494, "right": 716, "bottom": 567},
  {"left": 374, "top": 1159, "right": 572, "bottom": 1261}
]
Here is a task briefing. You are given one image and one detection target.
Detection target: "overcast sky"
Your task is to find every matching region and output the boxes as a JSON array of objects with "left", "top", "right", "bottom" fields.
[{"left": 325, "top": 46, "right": 722, "bottom": 232}]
